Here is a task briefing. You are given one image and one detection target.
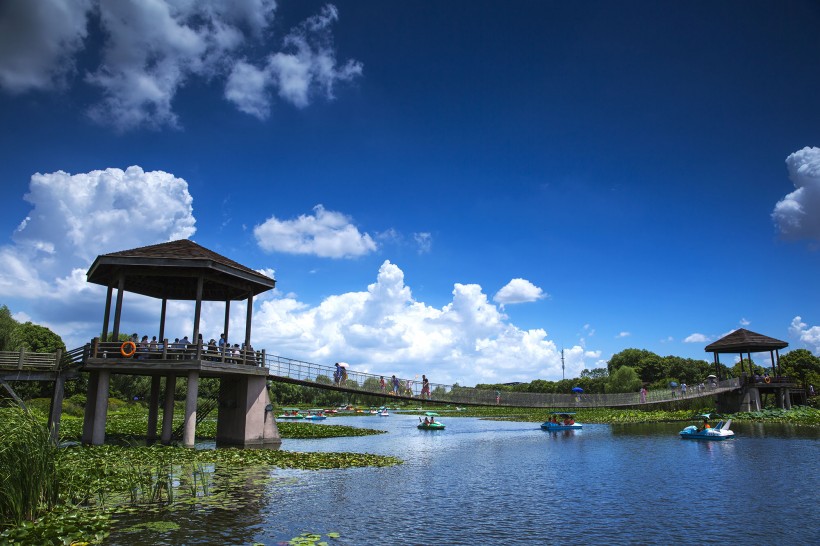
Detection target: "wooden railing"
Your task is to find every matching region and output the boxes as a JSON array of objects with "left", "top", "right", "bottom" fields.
[
  {"left": 89, "top": 338, "right": 265, "bottom": 367},
  {"left": 0, "top": 349, "right": 63, "bottom": 372}
]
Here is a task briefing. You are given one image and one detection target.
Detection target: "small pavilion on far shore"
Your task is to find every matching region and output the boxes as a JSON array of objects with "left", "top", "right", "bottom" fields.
[{"left": 705, "top": 328, "right": 800, "bottom": 411}]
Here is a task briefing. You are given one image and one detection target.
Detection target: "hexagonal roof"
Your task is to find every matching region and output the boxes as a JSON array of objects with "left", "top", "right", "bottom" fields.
[
  {"left": 86, "top": 239, "right": 275, "bottom": 301},
  {"left": 704, "top": 328, "right": 788, "bottom": 353}
]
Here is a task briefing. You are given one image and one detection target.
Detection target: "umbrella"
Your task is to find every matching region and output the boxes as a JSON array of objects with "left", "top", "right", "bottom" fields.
[
  {"left": 337, "top": 362, "right": 349, "bottom": 368},
  {"left": 572, "top": 387, "right": 584, "bottom": 393},
  {"left": 669, "top": 381, "right": 678, "bottom": 387},
  {"left": 706, "top": 374, "right": 717, "bottom": 379}
]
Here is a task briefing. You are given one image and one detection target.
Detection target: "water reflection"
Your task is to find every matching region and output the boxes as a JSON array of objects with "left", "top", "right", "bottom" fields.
[{"left": 110, "top": 415, "right": 820, "bottom": 545}]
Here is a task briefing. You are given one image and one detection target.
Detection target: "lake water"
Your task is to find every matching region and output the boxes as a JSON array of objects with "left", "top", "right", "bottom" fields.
[{"left": 109, "top": 413, "right": 820, "bottom": 545}]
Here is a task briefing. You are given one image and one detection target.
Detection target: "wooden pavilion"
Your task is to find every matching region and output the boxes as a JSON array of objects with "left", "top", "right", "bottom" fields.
[
  {"left": 705, "top": 328, "right": 796, "bottom": 410},
  {"left": 81, "top": 239, "right": 281, "bottom": 448}
]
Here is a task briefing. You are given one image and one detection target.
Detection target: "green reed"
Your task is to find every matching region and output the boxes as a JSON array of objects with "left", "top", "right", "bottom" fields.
[{"left": 0, "top": 406, "right": 59, "bottom": 528}]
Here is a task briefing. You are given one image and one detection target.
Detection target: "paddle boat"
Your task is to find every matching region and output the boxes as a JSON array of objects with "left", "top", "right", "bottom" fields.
[
  {"left": 302, "top": 409, "right": 327, "bottom": 421},
  {"left": 277, "top": 408, "right": 304, "bottom": 420},
  {"left": 378, "top": 407, "right": 389, "bottom": 417},
  {"left": 418, "top": 411, "right": 445, "bottom": 430},
  {"left": 540, "top": 412, "right": 582, "bottom": 431},
  {"left": 679, "top": 414, "right": 734, "bottom": 441}
]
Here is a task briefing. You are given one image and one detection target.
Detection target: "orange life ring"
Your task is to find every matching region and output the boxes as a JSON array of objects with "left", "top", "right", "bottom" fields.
[
  {"left": 764, "top": 376, "right": 771, "bottom": 384},
  {"left": 121, "top": 341, "right": 136, "bottom": 357}
]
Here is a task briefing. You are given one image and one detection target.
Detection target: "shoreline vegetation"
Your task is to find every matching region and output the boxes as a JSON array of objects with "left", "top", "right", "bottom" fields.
[
  {"left": 2, "top": 401, "right": 818, "bottom": 544},
  {"left": 0, "top": 404, "right": 399, "bottom": 545}
]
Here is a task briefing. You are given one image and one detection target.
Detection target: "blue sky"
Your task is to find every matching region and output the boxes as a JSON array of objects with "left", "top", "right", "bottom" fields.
[{"left": 1, "top": 1, "right": 819, "bottom": 386}]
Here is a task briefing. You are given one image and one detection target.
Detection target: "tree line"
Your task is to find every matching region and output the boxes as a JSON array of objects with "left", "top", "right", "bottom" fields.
[
  {"left": 2, "top": 303, "right": 818, "bottom": 404},
  {"left": 478, "top": 347, "right": 820, "bottom": 395}
]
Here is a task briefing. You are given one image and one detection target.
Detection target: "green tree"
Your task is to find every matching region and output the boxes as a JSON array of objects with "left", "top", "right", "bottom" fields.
[
  {"left": 608, "top": 348, "right": 658, "bottom": 373},
  {"left": 0, "top": 305, "right": 19, "bottom": 351},
  {"left": 779, "top": 349, "right": 820, "bottom": 389},
  {"left": 607, "top": 365, "right": 642, "bottom": 393},
  {"left": 731, "top": 358, "right": 765, "bottom": 378},
  {"left": 10, "top": 322, "right": 66, "bottom": 354}
]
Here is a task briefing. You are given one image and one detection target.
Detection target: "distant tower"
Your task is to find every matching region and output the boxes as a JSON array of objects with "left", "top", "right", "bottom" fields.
[{"left": 561, "top": 348, "right": 565, "bottom": 380}]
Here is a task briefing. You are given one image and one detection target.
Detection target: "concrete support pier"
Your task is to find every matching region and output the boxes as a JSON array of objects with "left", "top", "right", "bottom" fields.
[
  {"left": 216, "top": 375, "right": 280, "bottom": 448},
  {"left": 91, "top": 369, "right": 111, "bottom": 445},
  {"left": 161, "top": 375, "right": 176, "bottom": 444},
  {"left": 183, "top": 370, "right": 200, "bottom": 447},
  {"left": 146, "top": 376, "right": 161, "bottom": 442}
]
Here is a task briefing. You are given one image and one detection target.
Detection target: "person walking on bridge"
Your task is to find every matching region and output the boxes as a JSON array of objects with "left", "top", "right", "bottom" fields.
[{"left": 421, "top": 375, "right": 430, "bottom": 399}]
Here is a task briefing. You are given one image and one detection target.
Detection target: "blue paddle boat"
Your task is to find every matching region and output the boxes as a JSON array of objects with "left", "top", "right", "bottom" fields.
[
  {"left": 302, "top": 409, "right": 327, "bottom": 421},
  {"left": 540, "top": 412, "right": 582, "bottom": 431},
  {"left": 679, "top": 414, "right": 734, "bottom": 440}
]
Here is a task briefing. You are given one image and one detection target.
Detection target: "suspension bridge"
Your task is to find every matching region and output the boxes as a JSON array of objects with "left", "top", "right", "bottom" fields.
[{"left": 2, "top": 342, "right": 743, "bottom": 411}]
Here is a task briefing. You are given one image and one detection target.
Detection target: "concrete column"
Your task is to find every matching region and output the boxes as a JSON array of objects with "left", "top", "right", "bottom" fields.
[
  {"left": 183, "top": 370, "right": 200, "bottom": 447},
  {"left": 161, "top": 375, "right": 176, "bottom": 444},
  {"left": 146, "top": 376, "right": 161, "bottom": 442},
  {"left": 784, "top": 389, "right": 792, "bottom": 410},
  {"left": 81, "top": 371, "right": 99, "bottom": 444},
  {"left": 91, "top": 369, "right": 111, "bottom": 445},
  {"left": 216, "top": 375, "right": 280, "bottom": 448}
]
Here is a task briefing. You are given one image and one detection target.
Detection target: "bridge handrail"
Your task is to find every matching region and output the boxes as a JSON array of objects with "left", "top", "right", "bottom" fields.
[
  {"left": 262, "top": 354, "right": 742, "bottom": 408},
  {"left": 89, "top": 338, "right": 265, "bottom": 367},
  {"left": 0, "top": 349, "right": 62, "bottom": 372}
]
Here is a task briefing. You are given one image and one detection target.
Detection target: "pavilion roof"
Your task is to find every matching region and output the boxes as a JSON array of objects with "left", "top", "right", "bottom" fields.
[
  {"left": 704, "top": 328, "right": 788, "bottom": 354},
  {"left": 86, "top": 239, "right": 275, "bottom": 301}
]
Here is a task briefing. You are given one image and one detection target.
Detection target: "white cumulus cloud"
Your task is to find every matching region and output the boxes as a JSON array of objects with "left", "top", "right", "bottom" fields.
[
  {"left": 0, "top": 0, "right": 92, "bottom": 92},
  {"left": 684, "top": 333, "right": 710, "bottom": 343},
  {"left": 254, "top": 204, "right": 377, "bottom": 258},
  {"left": 0, "top": 166, "right": 196, "bottom": 300},
  {"left": 616, "top": 331, "right": 630, "bottom": 338},
  {"left": 493, "top": 278, "right": 547, "bottom": 305},
  {"left": 224, "top": 4, "right": 362, "bottom": 119},
  {"left": 772, "top": 146, "right": 820, "bottom": 241},
  {"left": 251, "top": 260, "right": 589, "bottom": 385},
  {"left": 0, "top": 1, "right": 360, "bottom": 130},
  {"left": 789, "top": 316, "right": 820, "bottom": 354}
]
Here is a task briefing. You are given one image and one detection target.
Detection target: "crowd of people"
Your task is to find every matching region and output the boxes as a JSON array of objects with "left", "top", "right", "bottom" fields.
[{"left": 118, "top": 332, "right": 256, "bottom": 363}]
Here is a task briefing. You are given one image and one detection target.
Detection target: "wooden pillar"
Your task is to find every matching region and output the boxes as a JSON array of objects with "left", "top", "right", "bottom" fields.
[
  {"left": 775, "top": 349, "right": 781, "bottom": 376},
  {"left": 224, "top": 299, "right": 231, "bottom": 347},
  {"left": 158, "top": 298, "right": 167, "bottom": 347},
  {"left": 91, "top": 369, "right": 111, "bottom": 445},
  {"left": 192, "top": 276, "right": 203, "bottom": 348},
  {"left": 161, "top": 375, "right": 176, "bottom": 444},
  {"left": 245, "top": 291, "right": 254, "bottom": 352},
  {"left": 769, "top": 350, "right": 775, "bottom": 376},
  {"left": 112, "top": 274, "right": 125, "bottom": 340},
  {"left": 81, "top": 371, "right": 99, "bottom": 444},
  {"left": 715, "top": 353, "right": 721, "bottom": 380},
  {"left": 102, "top": 284, "right": 113, "bottom": 341},
  {"left": 146, "top": 376, "right": 161, "bottom": 442},
  {"left": 48, "top": 371, "right": 67, "bottom": 443},
  {"left": 183, "top": 370, "right": 200, "bottom": 447}
]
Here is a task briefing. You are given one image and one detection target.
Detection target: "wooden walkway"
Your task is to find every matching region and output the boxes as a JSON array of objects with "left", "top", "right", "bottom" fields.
[{"left": 1, "top": 346, "right": 743, "bottom": 409}]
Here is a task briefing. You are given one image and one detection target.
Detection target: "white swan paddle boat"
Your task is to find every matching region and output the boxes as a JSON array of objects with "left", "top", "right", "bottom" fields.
[{"left": 679, "top": 414, "right": 734, "bottom": 440}]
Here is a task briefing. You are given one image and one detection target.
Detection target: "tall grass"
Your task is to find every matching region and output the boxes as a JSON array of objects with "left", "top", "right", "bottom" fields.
[{"left": 0, "top": 405, "right": 59, "bottom": 528}]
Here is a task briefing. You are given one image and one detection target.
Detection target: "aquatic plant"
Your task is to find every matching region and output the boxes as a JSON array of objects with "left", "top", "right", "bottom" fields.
[{"left": 0, "top": 406, "right": 59, "bottom": 527}]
